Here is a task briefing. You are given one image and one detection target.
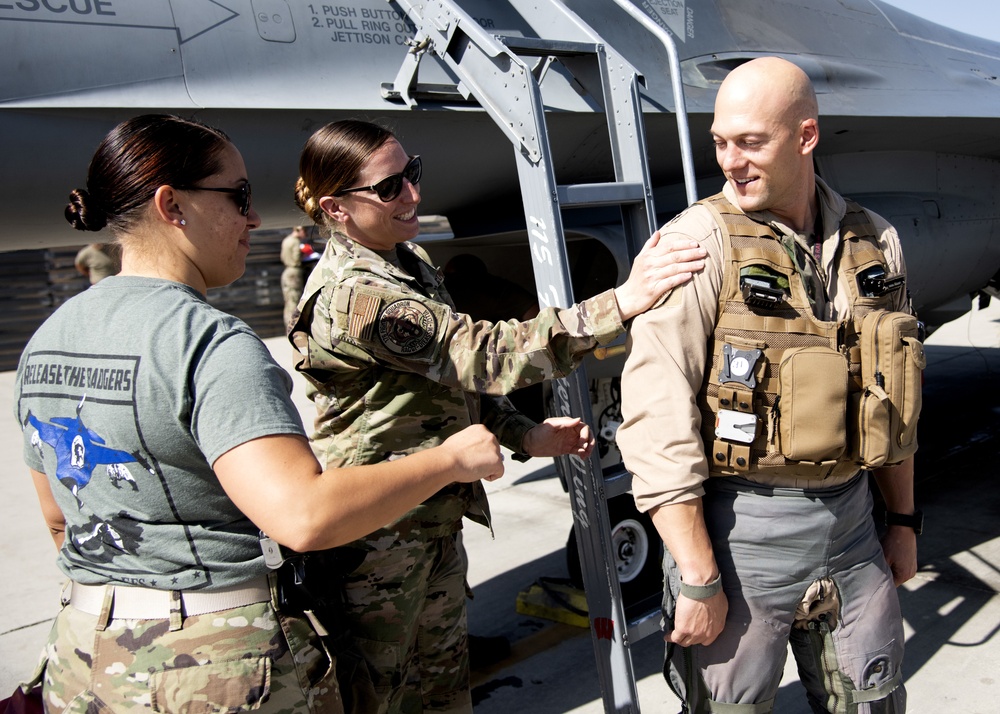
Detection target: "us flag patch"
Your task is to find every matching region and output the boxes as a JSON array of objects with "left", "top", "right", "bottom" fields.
[{"left": 350, "top": 292, "right": 382, "bottom": 342}]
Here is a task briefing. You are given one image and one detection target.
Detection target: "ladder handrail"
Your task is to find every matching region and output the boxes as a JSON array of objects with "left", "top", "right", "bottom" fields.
[
  {"left": 389, "top": 0, "right": 548, "bottom": 163},
  {"left": 388, "top": 4, "right": 640, "bottom": 711},
  {"left": 609, "top": 0, "right": 699, "bottom": 206}
]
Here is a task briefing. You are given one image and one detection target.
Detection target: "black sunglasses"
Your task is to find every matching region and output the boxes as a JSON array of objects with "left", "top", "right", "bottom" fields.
[
  {"left": 334, "top": 155, "right": 422, "bottom": 202},
  {"left": 176, "top": 182, "right": 253, "bottom": 216}
]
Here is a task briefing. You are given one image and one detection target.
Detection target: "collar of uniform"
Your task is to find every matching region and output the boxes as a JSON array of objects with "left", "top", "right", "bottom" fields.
[
  {"left": 330, "top": 230, "right": 427, "bottom": 287},
  {"left": 719, "top": 176, "right": 847, "bottom": 252},
  {"left": 719, "top": 176, "right": 845, "bottom": 223}
]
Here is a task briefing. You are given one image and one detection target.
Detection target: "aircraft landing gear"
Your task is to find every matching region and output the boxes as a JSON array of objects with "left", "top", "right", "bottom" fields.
[{"left": 566, "top": 494, "right": 664, "bottom": 613}]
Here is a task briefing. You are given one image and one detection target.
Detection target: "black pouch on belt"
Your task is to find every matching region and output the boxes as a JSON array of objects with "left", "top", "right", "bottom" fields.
[{"left": 276, "top": 548, "right": 379, "bottom": 714}]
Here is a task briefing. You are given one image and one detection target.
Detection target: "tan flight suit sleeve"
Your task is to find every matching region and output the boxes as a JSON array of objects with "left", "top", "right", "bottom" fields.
[{"left": 617, "top": 206, "right": 727, "bottom": 512}]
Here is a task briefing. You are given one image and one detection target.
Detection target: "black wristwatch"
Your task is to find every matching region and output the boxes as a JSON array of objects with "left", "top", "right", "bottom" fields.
[{"left": 885, "top": 509, "right": 923, "bottom": 535}]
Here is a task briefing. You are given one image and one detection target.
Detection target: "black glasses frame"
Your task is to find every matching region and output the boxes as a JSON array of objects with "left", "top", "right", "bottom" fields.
[
  {"left": 334, "top": 155, "right": 421, "bottom": 202},
  {"left": 176, "top": 182, "right": 252, "bottom": 216}
]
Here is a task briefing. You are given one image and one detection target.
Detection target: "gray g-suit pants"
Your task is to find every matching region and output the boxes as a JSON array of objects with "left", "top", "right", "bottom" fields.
[{"left": 662, "top": 474, "right": 906, "bottom": 713}]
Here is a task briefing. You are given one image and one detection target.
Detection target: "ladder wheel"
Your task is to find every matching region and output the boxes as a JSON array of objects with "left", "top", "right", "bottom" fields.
[
  {"left": 611, "top": 515, "right": 649, "bottom": 583},
  {"left": 566, "top": 494, "right": 664, "bottom": 605}
]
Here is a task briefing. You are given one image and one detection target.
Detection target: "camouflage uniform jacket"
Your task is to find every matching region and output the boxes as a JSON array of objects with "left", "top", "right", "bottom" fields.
[{"left": 289, "top": 231, "right": 625, "bottom": 546}]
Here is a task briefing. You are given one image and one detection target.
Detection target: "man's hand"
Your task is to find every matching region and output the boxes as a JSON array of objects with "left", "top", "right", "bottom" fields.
[
  {"left": 667, "top": 589, "right": 728, "bottom": 647},
  {"left": 650, "top": 499, "right": 726, "bottom": 646},
  {"left": 881, "top": 526, "right": 917, "bottom": 586},
  {"left": 522, "top": 417, "right": 596, "bottom": 458}
]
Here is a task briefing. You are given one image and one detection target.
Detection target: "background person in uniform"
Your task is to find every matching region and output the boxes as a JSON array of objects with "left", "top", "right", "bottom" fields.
[
  {"left": 73, "top": 242, "right": 120, "bottom": 284},
  {"left": 289, "top": 119, "right": 707, "bottom": 714},
  {"left": 616, "top": 57, "right": 919, "bottom": 712},
  {"left": 280, "top": 224, "right": 316, "bottom": 327},
  {"left": 13, "top": 114, "right": 504, "bottom": 712}
]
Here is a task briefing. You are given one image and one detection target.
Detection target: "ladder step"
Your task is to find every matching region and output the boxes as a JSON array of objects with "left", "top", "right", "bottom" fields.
[
  {"left": 380, "top": 82, "right": 471, "bottom": 103},
  {"left": 497, "top": 36, "right": 599, "bottom": 57},
  {"left": 557, "top": 182, "right": 646, "bottom": 208},
  {"left": 625, "top": 597, "right": 664, "bottom": 642},
  {"left": 602, "top": 465, "right": 632, "bottom": 499}
]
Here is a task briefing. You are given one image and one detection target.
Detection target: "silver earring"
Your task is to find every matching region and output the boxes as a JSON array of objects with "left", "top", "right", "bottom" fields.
[{"left": 179, "top": 219, "right": 187, "bottom": 226}]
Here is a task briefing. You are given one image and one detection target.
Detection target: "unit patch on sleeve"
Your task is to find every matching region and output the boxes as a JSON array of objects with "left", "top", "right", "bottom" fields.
[{"left": 378, "top": 298, "right": 437, "bottom": 355}]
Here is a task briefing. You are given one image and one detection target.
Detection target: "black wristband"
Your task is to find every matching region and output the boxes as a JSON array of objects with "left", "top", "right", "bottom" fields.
[{"left": 885, "top": 509, "right": 923, "bottom": 535}]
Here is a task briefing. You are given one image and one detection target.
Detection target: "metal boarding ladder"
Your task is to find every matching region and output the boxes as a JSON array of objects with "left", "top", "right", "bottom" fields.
[{"left": 383, "top": 1, "right": 695, "bottom": 710}]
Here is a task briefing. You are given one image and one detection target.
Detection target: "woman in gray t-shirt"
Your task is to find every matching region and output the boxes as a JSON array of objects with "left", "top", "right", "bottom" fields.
[{"left": 14, "top": 114, "right": 503, "bottom": 713}]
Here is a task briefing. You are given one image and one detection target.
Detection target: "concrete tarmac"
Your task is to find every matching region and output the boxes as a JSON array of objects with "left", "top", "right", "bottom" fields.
[{"left": 2, "top": 299, "right": 998, "bottom": 712}]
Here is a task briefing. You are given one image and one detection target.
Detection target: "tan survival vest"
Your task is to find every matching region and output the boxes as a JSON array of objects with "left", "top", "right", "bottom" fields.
[{"left": 697, "top": 194, "right": 924, "bottom": 481}]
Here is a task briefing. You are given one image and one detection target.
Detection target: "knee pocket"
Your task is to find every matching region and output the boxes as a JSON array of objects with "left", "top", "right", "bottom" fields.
[
  {"left": 665, "top": 645, "right": 778, "bottom": 714},
  {"left": 849, "top": 648, "right": 905, "bottom": 713},
  {"left": 793, "top": 621, "right": 904, "bottom": 714}
]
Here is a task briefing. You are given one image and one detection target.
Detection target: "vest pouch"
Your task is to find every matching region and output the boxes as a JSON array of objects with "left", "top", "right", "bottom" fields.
[
  {"left": 855, "top": 384, "right": 891, "bottom": 468},
  {"left": 777, "top": 346, "right": 848, "bottom": 462},
  {"left": 859, "top": 311, "right": 926, "bottom": 465}
]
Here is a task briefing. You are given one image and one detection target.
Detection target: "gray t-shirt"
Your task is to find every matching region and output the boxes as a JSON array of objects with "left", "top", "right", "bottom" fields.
[{"left": 15, "top": 276, "right": 305, "bottom": 590}]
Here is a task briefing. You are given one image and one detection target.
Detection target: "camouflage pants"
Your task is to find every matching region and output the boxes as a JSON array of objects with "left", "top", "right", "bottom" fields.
[
  {"left": 31, "top": 597, "right": 343, "bottom": 713},
  {"left": 341, "top": 534, "right": 470, "bottom": 714}
]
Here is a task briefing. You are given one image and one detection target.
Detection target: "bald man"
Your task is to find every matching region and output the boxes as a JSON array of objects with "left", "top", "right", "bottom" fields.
[{"left": 617, "top": 57, "right": 919, "bottom": 712}]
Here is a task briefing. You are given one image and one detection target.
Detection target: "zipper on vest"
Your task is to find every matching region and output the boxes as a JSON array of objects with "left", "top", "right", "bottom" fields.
[
  {"left": 874, "top": 312, "right": 887, "bottom": 388},
  {"left": 767, "top": 396, "right": 780, "bottom": 451},
  {"left": 859, "top": 390, "right": 869, "bottom": 461}
]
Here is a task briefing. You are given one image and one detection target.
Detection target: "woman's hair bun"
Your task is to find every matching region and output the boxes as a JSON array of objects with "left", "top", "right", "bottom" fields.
[{"left": 64, "top": 188, "right": 107, "bottom": 232}]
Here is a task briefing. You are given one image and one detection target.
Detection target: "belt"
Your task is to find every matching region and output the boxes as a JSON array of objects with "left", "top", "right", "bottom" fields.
[{"left": 66, "top": 578, "right": 272, "bottom": 620}]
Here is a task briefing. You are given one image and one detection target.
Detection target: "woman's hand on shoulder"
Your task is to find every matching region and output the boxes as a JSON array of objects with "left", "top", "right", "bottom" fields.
[
  {"left": 440, "top": 425, "right": 505, "bottom": 482},
  {"left": 614, "top": 231, "right": 707, "bottom": 320}
]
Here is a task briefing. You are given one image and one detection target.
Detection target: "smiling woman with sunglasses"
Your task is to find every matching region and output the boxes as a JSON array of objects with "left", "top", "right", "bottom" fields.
[
  {"left": 333, "top": 154, "right": 421, "bottom": 202},
  {"left": 289, "top": 119, "right": 708, "bottom": 714},
  {"left": 14, "top": 114, "right": 505, "bottom": 713}
]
